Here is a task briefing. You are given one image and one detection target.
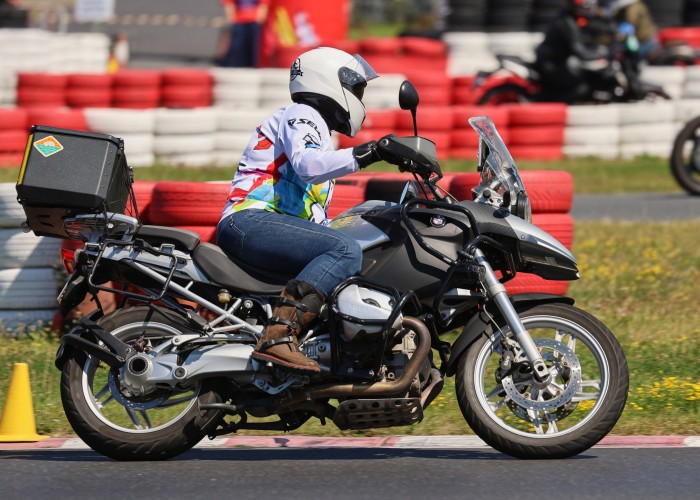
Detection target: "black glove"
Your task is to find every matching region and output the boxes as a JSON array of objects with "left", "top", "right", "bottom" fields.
[
  {"left": 375, "top": 134, "right": 402, "bottom": 166},
  {"left": 353, "top": 140, "right": 381, "bottom": 169}
]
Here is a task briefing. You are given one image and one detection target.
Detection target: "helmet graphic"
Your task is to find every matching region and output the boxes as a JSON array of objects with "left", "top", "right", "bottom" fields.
[{"left": 289, "top": 47, "right": 378, "bottom": 137}]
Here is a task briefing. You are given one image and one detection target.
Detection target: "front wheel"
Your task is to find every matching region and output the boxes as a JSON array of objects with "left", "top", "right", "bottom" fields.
[
  {"left": 456, "top": 303, "right": 628, "bottom": 459},
  {"left": 670, "top": 116, "right": 700, "bottom": 195},
  {"left": 60, "top": 306, "right": 223, "bottom": 460}
]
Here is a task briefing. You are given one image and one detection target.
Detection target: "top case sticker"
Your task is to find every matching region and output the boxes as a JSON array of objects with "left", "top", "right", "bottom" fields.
[{"left": 33, "top": 136, "right": 64, "bottom": 157}]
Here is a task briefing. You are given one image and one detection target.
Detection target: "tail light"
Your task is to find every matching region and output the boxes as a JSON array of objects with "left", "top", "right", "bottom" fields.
[{"left": 60, "top": 248, "right": 76, "bottom": 274}]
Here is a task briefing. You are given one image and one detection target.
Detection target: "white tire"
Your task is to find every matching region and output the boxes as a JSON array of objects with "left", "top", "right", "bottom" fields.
[
  {"left": 217, "top": 107, "right": 268, "bottom": 132},
  {"left": 563, "top": 144, "right": 619, "bottom": 159},
  {"left": 153, "top": 134, "right": 216, "bottom": 155},
  {"left": 0, "top": 182, "right": 25, "bottom": 228},
  {"left": 640, "top": 66, "right": 686, "bottom": 86},
  {"left": 619, "top": 123, "right": 675, "bottom": 144},
  {"left": 209, "top": 67, "right": 262, "bottom": 86},
  {"left": 155, "top": 152, "right": 215, "bottom": 167},
  {"left": 128, "top": 153, "right": 156, "bottom": 168},
  {"left": 618, "top": 101, "right": 675, "bottom": 125},
  {"left": 564, "top": 125, "right": 620, "bottom": 146},
  {"left": 84, "top": 108, "right": 156, "bottom": 134},
  {"left": 214, "top": 131, "right": 253, "bottom": 151},
  {"left": 116, "top": 133, "right": 154, "bottom": 156},
  {"left": 0, "top": 229, "right": 62, "bottom": 268},
  {"left": 0, "top": 267, "right": 57, "bottom": 309},
  {"left": 213, "top": 150, "right": 245, "bottom": 167},
  {"left": 154, "top": 108, "right": 218, "bottom": 135},
  {"left": 0, "top": 309, "right": 56, "bottom": 334},
  {"left": 683, "top": 81, "right": 700, "bottom": 99},
  {"left": 674, "top": 99, "right": 700, "bottom": 124},
  {"left": 213, "top": 83, "right": 261, "bottom": 103}
]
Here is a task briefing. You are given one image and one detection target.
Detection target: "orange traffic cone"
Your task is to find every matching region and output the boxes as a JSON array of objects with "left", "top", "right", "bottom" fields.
[{"left": 0, "top": 363, "right": 49, "bottom": 442}]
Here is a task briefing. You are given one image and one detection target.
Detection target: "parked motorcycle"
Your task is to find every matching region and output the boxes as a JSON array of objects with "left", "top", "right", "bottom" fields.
[
  {"left": 670, "top": 116, "right": 700, "bottom": 195},
  {"left": 17, "top": 81, "right": 628, "bottom": 461}
]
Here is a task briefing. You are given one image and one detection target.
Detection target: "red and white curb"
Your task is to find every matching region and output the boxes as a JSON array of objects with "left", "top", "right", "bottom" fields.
[{"left": 1, "top": 435, "right": 698, "bottom": 451}]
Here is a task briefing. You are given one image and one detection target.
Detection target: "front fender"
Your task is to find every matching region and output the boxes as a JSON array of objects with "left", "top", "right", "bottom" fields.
[{"left": 444, "top": 293, "right": 575, "bottom": 377}]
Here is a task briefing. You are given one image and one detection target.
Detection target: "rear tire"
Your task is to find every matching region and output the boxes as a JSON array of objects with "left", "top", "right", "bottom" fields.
[
  {"left": 670, "top": 116, "right": 700, "bottom": 195},
  {"left": 60, "top": 306, "right": 223, "bottom": 460}
]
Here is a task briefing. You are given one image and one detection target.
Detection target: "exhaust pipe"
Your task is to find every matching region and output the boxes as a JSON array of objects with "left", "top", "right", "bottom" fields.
[{"left": 286, "top": 316, "right": 431, "bottom": 403}]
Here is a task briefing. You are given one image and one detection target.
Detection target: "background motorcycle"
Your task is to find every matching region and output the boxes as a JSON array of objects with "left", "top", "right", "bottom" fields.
[
  {"left": 670, "top": 115, "right": 700, "bottom": 195},
  {"left": 17, "top": 81, "right": 629, "bottom": 461},
  {"left": 475, "top": 25, "right": 669, "bottom": 105}
]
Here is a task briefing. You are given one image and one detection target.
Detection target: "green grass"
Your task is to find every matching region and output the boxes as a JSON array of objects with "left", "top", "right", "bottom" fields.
[
  {"left": 1, "top": 221, "right": 697, "bottom": 438},
  {"left": 1, "top": 155, "right": 681, "bottom": 193}
]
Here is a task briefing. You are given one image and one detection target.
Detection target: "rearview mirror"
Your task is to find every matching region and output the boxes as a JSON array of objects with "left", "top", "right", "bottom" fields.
[{"left": 398, "top": 80, "right": 419, "bottom": 136}]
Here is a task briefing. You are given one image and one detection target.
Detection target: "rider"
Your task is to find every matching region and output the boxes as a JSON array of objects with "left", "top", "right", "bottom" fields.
[
  {"left": 217, "top": 47, "right": 396, "bottom": 373},
  {"left": 534, "top": 0, "right": 611, "bottom": 103}
]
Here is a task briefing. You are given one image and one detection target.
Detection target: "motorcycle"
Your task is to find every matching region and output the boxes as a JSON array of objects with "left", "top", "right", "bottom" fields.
[
  {"left": 670, "top": 115, "right": 700, "bottom": 196},
  {"left": 475, "top": 26, "right": 669, "bottom": 105},
  {"left": 18, "top": 81, "right": 628, "bottom": 461}
]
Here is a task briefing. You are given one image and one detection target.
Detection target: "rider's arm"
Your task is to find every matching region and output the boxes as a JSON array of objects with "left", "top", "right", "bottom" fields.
[
  {"left": 564, "top": 16, "right": 608, "bottom": 61},
  {"left": 280, "top": 105, "right": 359, "bottom": 184}
]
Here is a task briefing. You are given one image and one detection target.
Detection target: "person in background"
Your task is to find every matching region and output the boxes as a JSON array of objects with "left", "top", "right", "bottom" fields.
[
  {"left": 534, "top": 0, "right": 611, "bottom": 103},
  {"left": 219, "top": 0, "right": 269, "bottom": 68},
  {"left": 608, "top": 0, "right": 660, "bottom": 62},
  {"left": 216, "top": 47, "right": 397, "bottom": 372}
]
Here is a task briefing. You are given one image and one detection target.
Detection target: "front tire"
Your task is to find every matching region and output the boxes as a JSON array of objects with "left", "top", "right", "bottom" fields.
[
  {"left": 60, "top": 306, "right": 223, "bottom": 460},
  {"left": 456, "top": 303, "right": 628, "bottom": 459},
  {"left": 477, "top": 83, "right": 531, "bottom": 105}
]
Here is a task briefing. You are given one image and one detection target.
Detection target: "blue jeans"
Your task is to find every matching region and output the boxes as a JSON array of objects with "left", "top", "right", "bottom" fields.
[
  {"left": 217, "top": 209, "right": 363, "bottom": 297},
  {"left": 222, "top": 22, "right": 260, "bottom": 68}
]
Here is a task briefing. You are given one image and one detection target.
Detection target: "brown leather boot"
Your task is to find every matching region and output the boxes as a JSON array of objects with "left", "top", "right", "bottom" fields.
[{"left": 251, "top": 280, "right": 323, "bottom": 372}]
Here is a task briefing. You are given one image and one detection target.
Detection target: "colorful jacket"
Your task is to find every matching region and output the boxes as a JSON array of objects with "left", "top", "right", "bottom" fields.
[{"left": 220, "top": 103, "right": 358, "bottom": 224}]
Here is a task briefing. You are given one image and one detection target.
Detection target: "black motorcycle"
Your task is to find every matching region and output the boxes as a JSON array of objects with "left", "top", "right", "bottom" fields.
[{"left": 17, "top": 81, "right": 629, "bottom": 461}]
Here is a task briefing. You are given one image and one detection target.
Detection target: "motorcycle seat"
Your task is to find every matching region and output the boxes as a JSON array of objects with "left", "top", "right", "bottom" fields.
[
  {"left": 192, "top": 242, "right": 288, "bottom": 294},
  {"left": 136, "top": 225, "right": 201, "bottom": 252}
]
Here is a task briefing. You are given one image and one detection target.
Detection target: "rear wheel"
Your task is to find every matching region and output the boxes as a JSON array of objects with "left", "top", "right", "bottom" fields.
[
  {"left": 670, "top": 116, "right": 700, "bottom": 195},
  {"left": 60, "top": 306, "right": 223, "bottom": 460},
  {"left": 456, "top": 303, "right": 628, "bottom": 459},
  {"left": 477, "top": 83, "right": 531, "bottom": 105}
]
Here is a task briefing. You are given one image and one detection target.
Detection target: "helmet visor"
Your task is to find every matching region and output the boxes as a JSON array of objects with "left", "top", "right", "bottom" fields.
[{"left": 338, "top": 54, "right": 378, "bottom": 101}]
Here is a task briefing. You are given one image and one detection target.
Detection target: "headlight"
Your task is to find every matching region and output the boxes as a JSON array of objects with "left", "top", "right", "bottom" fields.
[{"left": 515, "top": 192, "right": 532, "bottom": 223}]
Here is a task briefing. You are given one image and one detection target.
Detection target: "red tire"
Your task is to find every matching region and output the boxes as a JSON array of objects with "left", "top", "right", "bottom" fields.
[
  {"left": 174, "top": 225, "right": 217, "bottom": 243},
  {"left": 66, "top": 88, "right": 112, "bottom": 108},
  {"left": 452, "top": 105, "right": 510, "bottom": 130},
  {"left": 360, "top": 37, "right": 402, "bottom": 55},
  {"left": 508, "top": 125, "right": 565, "bottom": 146},
  {"left": 113, "top": 70, "right": 161, "bottom": 87},
  {"left": 531, "top": 213, "right": 574, "bottom": 249},
  {"left": 401, "top": 37, "right": 446, "bottom": 57},
  {"left": 446, "top": 172, "right": 481, "bottom": 201},
  {"left": 16, "top": 88, "right": 66, "bottom": 107},
  {"left": 520, "top": 170, "right": 573, "bottom": 213},
  {"left": 127, "top": 181, "right": 158, "bottom": 224},
  {"left": 364, "top": 109, "right": 398, "bottom": 130},
  {"left": 26, "top": 108, "right": 88, "bottom": 131},
  {"left": 161, "top": 85, "right": 213, "bottom": 108},
  {"left": 506, "top": 103, "right": 567, "bottom": 126},
  {"left": 0, "top": 152, "right": 24, "bottom": 168},
  {"left": 396, "top": 106, "right": 454, "bottom": 131},
  {"left": 509, "top": 145, "right": 563, "bottom": 161},
  {"left": 112, "top": 87, "right": 161, "bottom": 108},
  {"left": 0, "top": 108, "right": 28, "bottom": 130},
  {"left": 18, "top": 73, "right": 68, "bottom": 89},
  {"left": 451, "top": 127, "right": 510, "bottom": 149},
  {"left": 148, "top": 182, "right": 230, "bottom": 226},
  {"left": 327, "top": 184, "right": 365, "bottom": 218},
  {"left": 0, "top": 130, "right": 28, "bottom": 152},
  {"left": 67, "top": 73, "right": 113, "bottom": 88},
  {"left": 336, "top": 128, "right": 392, "bottom": 149},
  {"left": 505, "top": 274, "right": 569, "bottom": 295},
  {"left": 161, "top": 69, "right": 213, "bottom": 86}
]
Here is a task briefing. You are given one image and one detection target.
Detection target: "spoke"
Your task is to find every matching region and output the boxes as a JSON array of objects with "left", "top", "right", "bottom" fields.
[
  {"left": 544, "top": 412, "right": 559, "bottom": 434},
  {"left": 139, "top": 410, "right": 152, "bottom": 428},
  {"left": 156, "top": 393, "right": 196, "bottom": 408},
  {"left": 94, "top": 383, "right": 115, "bottom": 409},
  {"left": 572, "top": 379, "right": 601, "bottom": 402},
  {"left": 527, "top": 409, "right": 545, "bottom": 434},
  {"left": 125, "top": 407, "right": 151, "bottom": 430}
]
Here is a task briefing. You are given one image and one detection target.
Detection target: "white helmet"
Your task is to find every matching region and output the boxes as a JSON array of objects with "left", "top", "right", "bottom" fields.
[{"left": 289, "top": 47, "right": 378, "bottom": 137}]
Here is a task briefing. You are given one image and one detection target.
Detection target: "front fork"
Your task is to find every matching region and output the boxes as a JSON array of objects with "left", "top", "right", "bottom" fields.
[{"left": 473, "top": 248, "right": 550, "bottom": 382}]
